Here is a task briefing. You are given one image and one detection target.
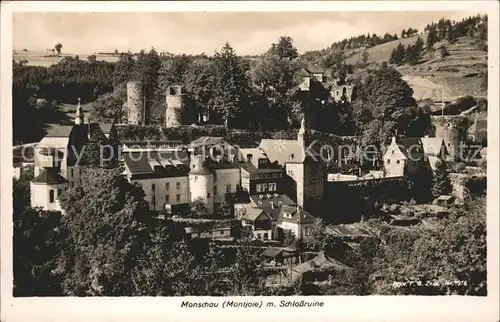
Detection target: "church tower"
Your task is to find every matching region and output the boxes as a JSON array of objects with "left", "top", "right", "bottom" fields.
[{"left": 75, "top": 98, "right": 84, "bottom": 125}]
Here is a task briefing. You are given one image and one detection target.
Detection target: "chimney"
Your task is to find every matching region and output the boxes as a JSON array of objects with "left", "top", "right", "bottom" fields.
[{"left": 391, "top": 136, "right": 396, "bottom": 144}]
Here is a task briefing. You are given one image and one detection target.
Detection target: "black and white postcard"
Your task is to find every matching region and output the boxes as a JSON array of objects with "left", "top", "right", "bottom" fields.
[{"left": 1, "top": 1, "right": 499, "bottom": 321}]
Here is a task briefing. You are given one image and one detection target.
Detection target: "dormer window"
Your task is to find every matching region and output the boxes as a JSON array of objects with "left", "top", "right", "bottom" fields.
[
  {"left": 283, "top": 212, "right": 292, "bottom": 219},
  {"left": 289, "top": 154, "right": 294, "bottom": 160}
]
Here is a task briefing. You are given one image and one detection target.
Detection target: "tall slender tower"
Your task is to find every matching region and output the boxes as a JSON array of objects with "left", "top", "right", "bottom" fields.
[{"left": 75, "top": 98, "right": 84, "bottom": 125}]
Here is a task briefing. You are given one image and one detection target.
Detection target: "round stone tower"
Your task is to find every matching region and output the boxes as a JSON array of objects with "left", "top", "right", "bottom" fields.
[
  {"left": 165, "top": 85, "right": 184, "bottom": 128},
  {"left": 188, "top": 155, "right": 214, "bottom": 214},
  {"left": 127, "top": 81, "right": 145, "bottom": 125},
  {"left": 431, "top": 115, "right": 469, "bottom": 161}
]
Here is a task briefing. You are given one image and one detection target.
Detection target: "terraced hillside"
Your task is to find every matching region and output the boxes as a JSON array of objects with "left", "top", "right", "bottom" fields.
[{"left": 346, "top": 35, "right": 487, "bottom": 101}]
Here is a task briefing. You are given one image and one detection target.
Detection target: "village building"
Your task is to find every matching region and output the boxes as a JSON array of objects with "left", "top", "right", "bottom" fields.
[
  {"left": 235, "top": 193, "right": 316, "bottom": 242},
  {"left": 259, "top": 117, "right": 327, "bottom": 216},
  {"left": 383, "top": 136, "right": 446, "bottom": 177},
  {"left": 29, "top": 102, "right": 114, "bottom": 211}
]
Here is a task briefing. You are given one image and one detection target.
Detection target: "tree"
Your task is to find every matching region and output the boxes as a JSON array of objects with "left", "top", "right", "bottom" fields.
[
  {"left": 439, "top": 45, "right": 450, "bottom": 58},
  {"left": 361, "top": 50, "right": 370, "bottom": 63},
  {"left": 426, "top": 26, "right": 438, "bottom": 50},
  {"left": 57, "top": 167, "right": 154, "bottom": 295},
  {"left": 351, "top": 66, "right": 426, "bottom": 148},
  {"left": 210, "top": 42, "right": 251, "bottom": 127},
  {"left": 189, "top": 197, "right": 210, "bottom": 217},
  {"left": 401, "top": 29, "right": 407, "bottom": 39},
  {"left": 113, "top": 52, "right": 135, "bottom": 87},
  {"left": 54, "top": 43, "right": 63, "bottom": 55},
  {"left": 407, "top": 197, "right": 486, "bottom": 295},
  {"left": 268, "top": 36, "right": 298, "bottom": 60},
  {"left": 283, "top": 230, "right": 297, "bottom": 247},
  {"left": 87, "top": 55, "right": 97, "bottom": 63},
  {"left": 310, "top": 218, "right": 327, "bottom": 250},
  {"left": 432, "top": 160, "right": 452, "bottom": 198},
  {"left": 251, "top": 36, "right": 302, "bottom": 129},
  {"left": 91, "top": 91, "right": 126, "bottom": 123},
  {"left": 13, "top": 206, "right": 64, "bottom": 296}
]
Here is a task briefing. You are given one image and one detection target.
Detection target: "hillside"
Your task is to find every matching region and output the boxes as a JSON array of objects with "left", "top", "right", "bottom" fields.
[
  {"left": 346, "top": 35, "right": 487, "bottom": 102},
  {"left": 13, "top": 50, "right": 119, "bottom": 67}
]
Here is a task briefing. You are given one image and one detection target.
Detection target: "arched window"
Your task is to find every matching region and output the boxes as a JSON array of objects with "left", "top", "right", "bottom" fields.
[{"left": 49, "top": 190, "right": 55, "bottom": 203}]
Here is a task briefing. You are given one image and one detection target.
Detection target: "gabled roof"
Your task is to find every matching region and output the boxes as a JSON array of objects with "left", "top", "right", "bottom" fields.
[
  {"left": 278, "top": 205, "right": 315, "bottom": 224},
  {"left": 391, "top": 137, "right": 426, "bottom": 161},
  {"left": 292, "top": 251, "right": 350, "bottom": 276},
  {"left": 259, "top": 139, "right": 320, "bottom": 165},
  {"left": 99, "top": 123, "right": 113, "bottom": 134},
  {"left": 249, "top": 193, "right": 296, "bottom": 218},
  {"left": 238, "top": 148, "right": 268, "bottom": 162},
  {"left": 32, "top": 168, "right": 68, "bottom": 185},
  {"left": 304, "top": 65, "right": 325, "bottom": 75},
  {"left": 45, "top": 124, "right": 74, "bottom": 138}
]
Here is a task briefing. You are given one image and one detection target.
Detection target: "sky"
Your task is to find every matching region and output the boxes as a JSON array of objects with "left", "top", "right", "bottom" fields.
[{"left": 13, "top": 11, "right": 479, "bottom": 55}]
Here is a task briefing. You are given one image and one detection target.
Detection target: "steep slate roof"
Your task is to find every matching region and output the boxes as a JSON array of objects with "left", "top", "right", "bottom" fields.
[
  {"left": 99, "top": 123, "right": 113, "bottom": 135},
  {"left": 123, "top": 151, "right": 189, "bottom": 177},
  {"left": 395, "top": 138, "right": 426, "bottom": 161},
  {"left": 421, "top": 137, "right": 446, "bottom": 156},
  {"left": 304, "top": 65, "right": 326, "bottom": 74},
  {"left": 32, "top": 169, "right": 68, "bottom": 185},
  {"left": 237, "top": 148, "right": 268, "bottom": 162},
  {"left": 292, "top": 252, "right": 350, "bottom": 278},
  {"left": 278, "top": 205, "right": 315, "bottom": 224},
  {"left": 259, "top": 139, "right": 320, "bottom": 165},
  {"left": 44, "top": 124, "right": 74, "bottom": 137}
]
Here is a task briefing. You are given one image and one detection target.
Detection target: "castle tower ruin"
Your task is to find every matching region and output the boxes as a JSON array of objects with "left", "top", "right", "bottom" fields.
[
  {"left": 431, "top": 115, "right": 469, "bottom": 161},
  {"left": 165, "top": 85, "right": 184, "bottom": 128},
  {"left": 126, "top": 81, "right": 145, "bottom": 125}
]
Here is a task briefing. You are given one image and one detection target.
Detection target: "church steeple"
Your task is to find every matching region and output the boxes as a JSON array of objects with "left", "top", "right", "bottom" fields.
[
  {"left": 75, "top": 98, "right": 84, "bottom": 125},
  {"left": 298, "top": 116, "right": 308, "bottom": 155}
]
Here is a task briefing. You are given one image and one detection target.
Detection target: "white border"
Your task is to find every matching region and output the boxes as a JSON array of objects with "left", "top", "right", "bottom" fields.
[{"left": 1, "top": 2, "right": 499, "bottom": 321}]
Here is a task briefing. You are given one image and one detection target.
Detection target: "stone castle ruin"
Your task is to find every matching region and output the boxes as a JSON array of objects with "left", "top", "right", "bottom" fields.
[
  {"left": 125, "top": 81, "right": 184, "bottom": 128},
  {"left": 430, "top": 115, "right": 470, "bottom": 160}
]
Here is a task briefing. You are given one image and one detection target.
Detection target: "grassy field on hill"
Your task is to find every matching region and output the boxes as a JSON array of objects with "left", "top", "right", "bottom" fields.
[
  {"left": 13, "top": 50, "right": 119, "bottom": 67},
  {"left": 346, "top": 35, "right": 487, "bottom": 101}
]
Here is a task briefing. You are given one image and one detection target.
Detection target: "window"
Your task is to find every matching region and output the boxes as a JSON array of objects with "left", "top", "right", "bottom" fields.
[
  {"left": 263, "top": 233, "right": 269, "bottom": 240},
  {"left": 220, "top": 230, "right": 224, "bottom": 235},
  {"left": 57, "top": 188, "right": 62, "bottom": 197},
  {"left": 165, "top": 182, "right": 170, "bottom": 190},
  {"left": 71, "top": 168, "right": 74, "bottom": 177},
  {"left": 396, "top": 160, "right": 400, "bottom": 164},
  {"left": 236, "top": 184, "right": 240, "bottom": 191},
  {"left": 387, "top": 159, "right": 390, "bottom": 164},
  {"left": 166, "top": 195, "right": 170, "bottom": 203},
  {"left": 194, "top": 176, "right": 198, "bottom": 182},
  {"left": 176, "top": 194, "right": 180, "bottom": 202},
  {"left": 176, "top": 182, "right": 180, "bottom": 189},
  {"left": 392, "top": 150, "right": 395, "bottom": 154},
  {"left": 152, "top": 183, "right": 155, "bottom": 191},
  {"left": 226, "top": 184, "right": 231, "bottom": 193},
  {"left": 214, "top": 186, "right": 218, "bottom": 196},
  {"left": 207, "top": 193, "right": 211, "bottom": 198},
  {"left": 257, "top": 233, "right": 262, "bottom": 240},
  {"left": 49, "top": 189, "right": 55, "bottom": 203},
  {"left": 268, "top": 183, "right": 277, "bottom": 191},
  {"left": 256, "top": 184, "right": 267, "bottom": 193}
]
